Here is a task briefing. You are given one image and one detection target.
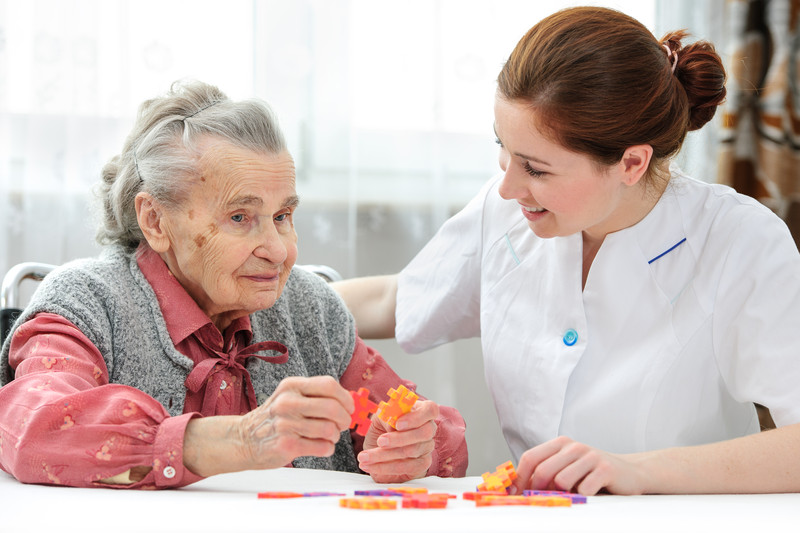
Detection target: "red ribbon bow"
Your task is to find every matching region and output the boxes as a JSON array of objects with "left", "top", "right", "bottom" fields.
[{"left": 184, "top": 340, "right": 288, "bottom": 416}]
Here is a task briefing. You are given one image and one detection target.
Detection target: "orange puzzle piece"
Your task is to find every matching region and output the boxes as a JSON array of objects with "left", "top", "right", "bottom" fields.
[
  {"left": 349, "top": 387, "right": 378, "bottom": 436},
  {"left": 376, "top": 385, "right": 419, "bottom": 428},
  {"left": 475, "top": 495, "right": 572, "bottom": 507},
  {"left": 386, "top": 486, "right": 428, "bottom": 495},
  {"left": 339, "top": 497, "right": 398, "bottom": 510},
  {"left": 476, "top": 460, "right": 518, "bottom": 492}
]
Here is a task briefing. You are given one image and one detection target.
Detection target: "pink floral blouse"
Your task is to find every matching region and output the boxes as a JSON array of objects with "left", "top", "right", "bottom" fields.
[{"left": 0, "top": 246, "right": 467, "bottom": 489}]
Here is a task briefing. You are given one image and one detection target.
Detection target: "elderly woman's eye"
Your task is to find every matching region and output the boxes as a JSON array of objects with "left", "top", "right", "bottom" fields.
[
  {"left": 275, "top": 213, "right": 290, "bottom": 222},
  {"left": 231, "top": 213, "right": 246, "bottom": 223}
]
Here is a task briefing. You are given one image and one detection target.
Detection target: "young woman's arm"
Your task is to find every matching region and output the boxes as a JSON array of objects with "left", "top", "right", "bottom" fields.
[
  {"left": 513, "top": 425, "right": 800, "bottom": 495},
  {"left": 331, "top": 275, "right": 398, "bottom": 339}
]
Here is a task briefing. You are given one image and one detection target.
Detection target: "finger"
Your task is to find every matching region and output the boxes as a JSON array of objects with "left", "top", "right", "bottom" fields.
[
  {"left": 362, "top": 456, "right": 433, "bottom": 482},
  {"left": 394, "top": 400, "right": 439, "bottom": 431},
  {"left": 550, "top": 451, "right": 602, "bottom": 493},
  {"left": 282, "top": 416, "right": 346, "bottom": 445},
  {"left": 243, "top": 404, "right": 345, "bottom": 446},
  {"left": 271, "top": 434, "right": 340, "bottom": 461},
  {"left": 514, "top": 436, "right": 572, "bottom": 492},
  {"left": 529, "top": 443, "right": 587, "bottom": 491},
  {"left": 359, "top": 438, "right": 435, "bottom": 466},
  {"left": 239, "top": 417, "right": 341, "bottom": 467},
  {"left": 570, "top": 454, "right": 618, "bottom": 495},
  {"left": 375, "top": 420, "right": 437, "bottom": 449},
  {"left": 284, "top": 395, "right": 353, "bottom": 432},
  {"left": 281, "top": 375, "right": 354, "bottom": 413}
]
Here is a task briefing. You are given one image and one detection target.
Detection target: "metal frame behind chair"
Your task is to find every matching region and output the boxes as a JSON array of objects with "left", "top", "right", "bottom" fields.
[
  {"left": 0, "top": 262, "right": 57, "bottom": 348},
  {"left": 296, "top": 264, "right": 343, "bottom": 283}
]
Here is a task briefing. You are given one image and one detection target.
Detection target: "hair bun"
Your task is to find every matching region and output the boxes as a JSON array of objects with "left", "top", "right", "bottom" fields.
[{"left": 662, "top": 31, "right": 727, "bottom": 131}]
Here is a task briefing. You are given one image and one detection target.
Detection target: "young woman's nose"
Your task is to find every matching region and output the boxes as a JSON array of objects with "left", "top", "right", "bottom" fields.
[{"left": 497, "top": 164, "right": 528, "bottom": 201}]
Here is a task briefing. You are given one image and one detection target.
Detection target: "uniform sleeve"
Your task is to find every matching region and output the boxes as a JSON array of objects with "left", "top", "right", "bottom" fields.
[
  {"left": 712, "top": 207, "right": 800, "bottom": 427},
  {"left": 0, "top": 313, "right": 204, "bottom": 489},
  {"left": 395, "top": 176, "right": 501, "bottom": 354},
  {"left": 340, "top": 336, "right": 468, "bottom": 477}
]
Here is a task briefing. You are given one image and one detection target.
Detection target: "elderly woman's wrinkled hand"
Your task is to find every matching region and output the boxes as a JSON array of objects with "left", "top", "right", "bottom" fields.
[
  {"left": 237, "top": 375, "right": 354, "bottom": 469},
  {"left": 357, "top": 399, "right": 439, "bottom": 483}
]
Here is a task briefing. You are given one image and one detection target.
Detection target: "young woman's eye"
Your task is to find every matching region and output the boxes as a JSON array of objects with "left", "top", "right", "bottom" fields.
[
  {"left": 494, "top": 137, "right": 503, "bottom": 147},
  {"left": 523, "top": 162, "right": 546, "bottom": 178}
]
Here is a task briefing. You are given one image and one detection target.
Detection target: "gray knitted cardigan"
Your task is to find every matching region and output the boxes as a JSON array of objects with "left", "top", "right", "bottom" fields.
[{"left": 0, "top": 245, "right": 359, "bottom": 473}]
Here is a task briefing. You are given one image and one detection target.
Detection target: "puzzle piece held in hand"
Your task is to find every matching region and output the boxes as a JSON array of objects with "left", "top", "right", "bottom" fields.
[
  {"left": 376, "top": 385, "right": 419, "bottom": 429},
  {"left": 349, "top": 387, "right": 378, "bottom": 436},
  {"left": 476, "top": 460, "right": 518, "bottom": 492}
]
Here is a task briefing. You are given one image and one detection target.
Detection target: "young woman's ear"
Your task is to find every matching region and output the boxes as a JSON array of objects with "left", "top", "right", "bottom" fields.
[
  {"left": 135, "top": 193, "right": 170, "bottom": 253},
  {"left": 619, "top": 144, "right": 654, "bottom": 186}
]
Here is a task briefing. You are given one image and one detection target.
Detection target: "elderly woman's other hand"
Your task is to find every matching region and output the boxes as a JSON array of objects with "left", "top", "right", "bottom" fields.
[
  {"left": 356, "top": 399, "right": 439, "bottom": 483},
  {"left": 183, "top": 375, "right": 354, "bottom": 477}
]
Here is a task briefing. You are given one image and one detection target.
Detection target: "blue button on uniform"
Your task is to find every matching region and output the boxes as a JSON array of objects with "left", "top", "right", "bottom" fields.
[{"left": 562, "top": 328, "right": 578, "bottom": 346}]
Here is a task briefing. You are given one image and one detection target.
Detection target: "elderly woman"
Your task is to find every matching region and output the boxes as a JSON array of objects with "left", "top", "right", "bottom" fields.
[{"left": 0, "top": 81, "right": 467, "bottom": 489}]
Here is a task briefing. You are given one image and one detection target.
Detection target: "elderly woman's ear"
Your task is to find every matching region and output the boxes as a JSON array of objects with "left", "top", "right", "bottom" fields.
[{"left": 135, "top": 192, "right": 170, "bottom": 253}]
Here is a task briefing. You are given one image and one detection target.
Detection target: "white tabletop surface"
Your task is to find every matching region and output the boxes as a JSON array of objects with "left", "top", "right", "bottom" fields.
[{"left": 2, "top": 467, "right": 799, "bottom": 533}]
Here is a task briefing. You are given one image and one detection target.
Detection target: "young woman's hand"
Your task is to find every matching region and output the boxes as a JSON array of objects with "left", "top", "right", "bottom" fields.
[{"left": 512, "top": 436, "right": 647, "bottom": 496}]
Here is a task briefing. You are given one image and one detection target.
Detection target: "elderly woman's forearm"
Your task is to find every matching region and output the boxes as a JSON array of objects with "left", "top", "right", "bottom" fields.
[
  {"left": 331, "top": 275, "right": 398, "bottom": 339},
  {"left": 183, "top": 416, "right": 252, "bottom": 477}
]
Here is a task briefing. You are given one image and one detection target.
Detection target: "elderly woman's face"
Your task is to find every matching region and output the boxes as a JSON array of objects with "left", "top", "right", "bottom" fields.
[{"left": 154, "top": 138, "right": 298, "bottom": 328}]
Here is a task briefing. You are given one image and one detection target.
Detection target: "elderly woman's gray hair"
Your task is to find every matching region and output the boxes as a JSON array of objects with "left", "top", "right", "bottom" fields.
[{"left": 95, "top": 80, "right": 287, "bottom": 249}]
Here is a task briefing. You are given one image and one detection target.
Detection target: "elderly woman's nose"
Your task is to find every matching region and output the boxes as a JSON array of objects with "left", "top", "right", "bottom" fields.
[{"left": 253, "top": 225, "right": 289, "bottom": 262}]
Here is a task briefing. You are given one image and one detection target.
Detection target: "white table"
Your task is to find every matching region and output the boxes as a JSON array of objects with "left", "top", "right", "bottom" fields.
[{"left": 2, "top": 467, "right": 799, "bottom": 532}]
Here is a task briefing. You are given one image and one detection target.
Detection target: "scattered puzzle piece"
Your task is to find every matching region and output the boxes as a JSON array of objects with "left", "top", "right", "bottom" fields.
[
  {"left": 386, "top": 486, "right": 428, "bottom": 495},
  {"left": 474, "top": 495, "right": 572, "bottom": 507},
  {"left": 476, "top": 460, "right": 518, "bottom": 492},
  {"left": 302, "top": 492, "right": 346, "bottom": 497},
  {"left": 349, "top": 387, "right": 378, "bottom": 436},
  {"left": 524, "top": 490, "right": 587, "bottom": 504},
  {"left": 339, "top": 497, "right": 398, "bottom": 510},
  {"left": 257, "top": 491, "right": 304, "bottom": 499},
  {"left": 376, "top": 385, "right": 419, "bottom": 428},
  {"left": 463, "top": 490, "right": 507, "bottom": 501},
  {"left": 401, "top": 493, "right": 452, "bottom": 509},
  {"left": 355, "top": 489, "right": 403, "bottom": 497}
]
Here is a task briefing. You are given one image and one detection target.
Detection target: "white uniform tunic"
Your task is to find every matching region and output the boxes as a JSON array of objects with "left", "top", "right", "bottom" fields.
[{"left": 396, "top": 168, "right": 800, "bottom": 462}]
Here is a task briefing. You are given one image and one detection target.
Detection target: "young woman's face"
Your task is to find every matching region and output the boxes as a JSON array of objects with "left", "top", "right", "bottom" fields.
[{"left": 493, "top": 96, "right": 634, "bottom": 242}]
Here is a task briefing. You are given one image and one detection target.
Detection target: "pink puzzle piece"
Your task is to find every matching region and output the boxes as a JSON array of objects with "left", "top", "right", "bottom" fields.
[{"left": 349, "top": 387, "right": 378, "bottom": 436}]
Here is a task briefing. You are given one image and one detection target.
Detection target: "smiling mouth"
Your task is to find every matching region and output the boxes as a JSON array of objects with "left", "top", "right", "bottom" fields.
[
  {"left": 243, "top": 273, "right": 280, "bottom": 282},
  {"left": 522, "top": 206, "right": 547, "bottom": 213}
]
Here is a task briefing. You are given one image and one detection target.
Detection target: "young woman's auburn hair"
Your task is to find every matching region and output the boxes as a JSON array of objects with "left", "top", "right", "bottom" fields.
[{"left": 497, "top": 6, "right": 726, "bottom": 181}]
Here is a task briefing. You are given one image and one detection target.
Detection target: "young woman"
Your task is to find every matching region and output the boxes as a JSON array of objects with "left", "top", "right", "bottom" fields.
[{"left": 333, "top": 6, "right": 800, "bottom": 495}]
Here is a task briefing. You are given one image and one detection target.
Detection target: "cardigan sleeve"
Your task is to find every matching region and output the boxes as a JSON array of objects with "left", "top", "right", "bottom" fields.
[
  {"left": 0, "top": 313, "right": 203, "bottom": 489},
  {"left": 339, "top": 336, "right": 468, "bottom": 477}
]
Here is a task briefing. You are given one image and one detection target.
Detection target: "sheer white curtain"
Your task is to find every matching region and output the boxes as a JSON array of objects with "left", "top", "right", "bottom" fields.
[
  {"left": 2, "top": 0, "right": 674, "bottom": 474},
  {"left": 654, "top": 0, "right": 726, "bottom": 183}
]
